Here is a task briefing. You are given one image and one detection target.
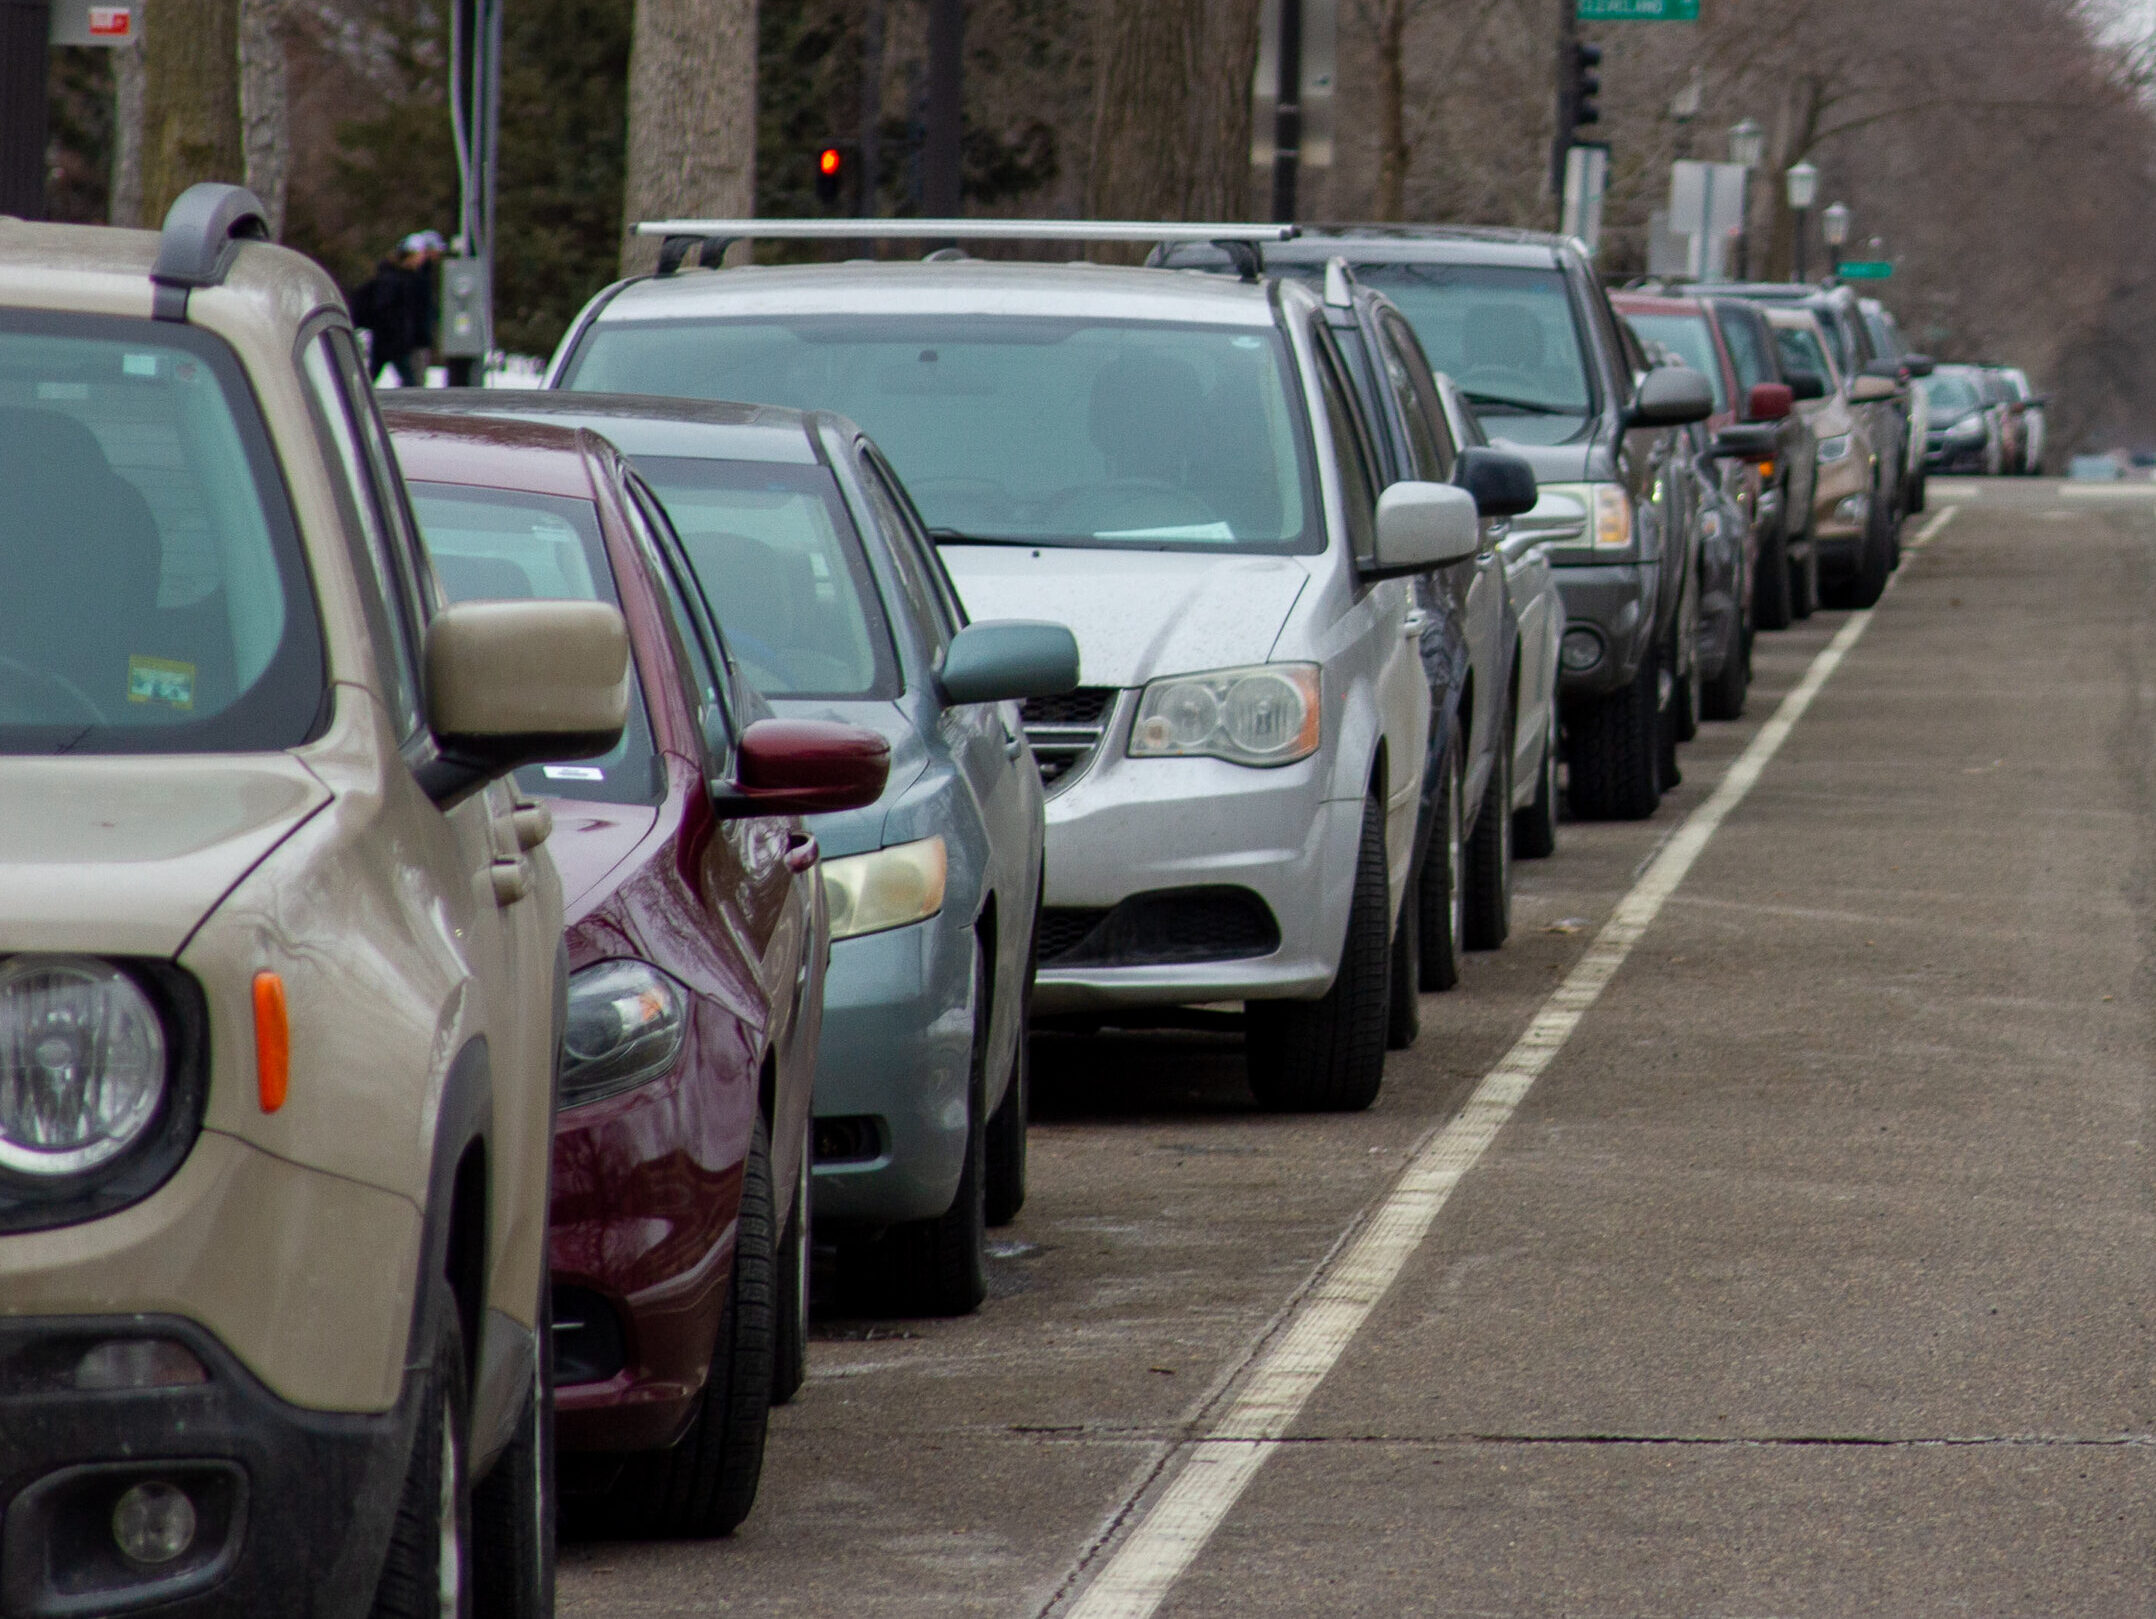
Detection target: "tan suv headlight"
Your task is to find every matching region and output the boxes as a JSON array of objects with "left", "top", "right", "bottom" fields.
[
  {"left": 561, "top": 960, "right": 688, "bottom": 1107},
  {"left": 0, "top": 956, "right": 167, "bottom": 1178}
]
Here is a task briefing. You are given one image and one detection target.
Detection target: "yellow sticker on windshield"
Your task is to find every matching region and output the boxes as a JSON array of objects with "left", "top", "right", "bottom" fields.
[{"left": 127, "top": 656, "right": 196, "bottom": 711}]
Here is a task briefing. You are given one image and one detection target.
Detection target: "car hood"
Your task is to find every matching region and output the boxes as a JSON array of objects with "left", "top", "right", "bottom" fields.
[
  {"left": 936, "top": 546, "right": 1309, "bottom": 688},
  {"left": 763, "top": 698, "right": 929, "bottom": 859},
  {"left": 1495, "top": 437, "right": 1610, "bottom": 486},
  {"left": 0, "top": 756, "right": 330, "bottom": 959},
  {"left": 542, "top": 800, "right": 660, "bottom": 919}
]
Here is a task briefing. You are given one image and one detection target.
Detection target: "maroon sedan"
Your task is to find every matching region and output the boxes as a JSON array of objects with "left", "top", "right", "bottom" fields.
[{"left": 385, "top": 409, "right": 887, "bottom": 1537}]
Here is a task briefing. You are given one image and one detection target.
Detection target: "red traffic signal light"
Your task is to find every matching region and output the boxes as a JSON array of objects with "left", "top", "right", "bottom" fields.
[
  {"left": 815, "top": 144, "right": 850, "bottom": 206},
  {"left": 819, "top": 147, "right": 843, "bottom": 178}
]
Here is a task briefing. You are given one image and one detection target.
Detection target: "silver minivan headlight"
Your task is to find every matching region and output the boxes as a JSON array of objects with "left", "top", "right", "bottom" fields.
[
  {"left": 1129, "top": 663, "right": 1322, "bottom": 767},
  {"left": 0, "top": 956, "right": 167, "bottom": 1178}
]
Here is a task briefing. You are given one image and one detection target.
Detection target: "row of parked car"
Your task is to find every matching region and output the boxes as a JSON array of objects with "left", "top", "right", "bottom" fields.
[
  {"left": 1920, "top": 362, "right": 2049, "bottom": 477},
  {"left": 0, "top": 186, "right": 1942, "bottom": 1616}
]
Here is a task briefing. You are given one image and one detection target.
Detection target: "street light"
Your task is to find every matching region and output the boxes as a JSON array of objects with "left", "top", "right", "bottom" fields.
[
  {"left": 1787, "top": 160, "right": 1820, "bottom": 282},
  {"left": 1822, "top": 202, "right": 1853, "bottom": 274}
]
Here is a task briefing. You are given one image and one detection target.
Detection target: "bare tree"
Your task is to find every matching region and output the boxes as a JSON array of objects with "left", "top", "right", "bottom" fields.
[
  {"left": 141, "top": 0, "right": 245, "bottom": 223},
  {"left": 240, "top": 0, "right": 291, "bottom": 235},
  {"left": 620, "top": 0, "right": 757, "bottom": 274},
  {"left": 1086, "top": 0, "right": 1262, "bottom": 229}
]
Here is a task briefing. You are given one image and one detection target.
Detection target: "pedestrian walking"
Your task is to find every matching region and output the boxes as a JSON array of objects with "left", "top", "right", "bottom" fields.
[{"left": 349, "top": 230, "right": 446, "bottom": 387}]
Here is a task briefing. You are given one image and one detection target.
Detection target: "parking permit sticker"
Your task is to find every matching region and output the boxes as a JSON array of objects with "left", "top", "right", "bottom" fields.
[
  {"left": 542, "top": 765, "right": 605, "bottom": 781},
  {"left": 127, "top": 656, "right": 195, "bottom": 711}
]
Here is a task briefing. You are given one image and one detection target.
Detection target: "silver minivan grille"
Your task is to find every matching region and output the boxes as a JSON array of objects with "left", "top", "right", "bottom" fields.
[{"left": 1020, "top": 687, "right": 1119, "bottom": 794}]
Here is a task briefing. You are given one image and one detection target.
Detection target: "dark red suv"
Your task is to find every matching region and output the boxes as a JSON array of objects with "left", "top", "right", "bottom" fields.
[{"left": 386, "top": 409, "right": 887, "bottom": 1537}]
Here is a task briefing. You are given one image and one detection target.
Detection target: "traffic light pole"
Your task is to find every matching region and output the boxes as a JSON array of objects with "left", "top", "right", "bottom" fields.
[
  {"left": 1551, "top": 0, "right": 1579, "bottom": 210},
  {"left": 1, "top": 0, "right": 51, "bottom": 219},
  {"left": 923, "top": 0, "right": 962, "bottom": 218}
]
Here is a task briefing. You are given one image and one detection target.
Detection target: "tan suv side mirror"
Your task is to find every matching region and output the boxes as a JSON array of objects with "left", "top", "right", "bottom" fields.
[{"left": 421, "top": 599, "right": 630, "bottom": 805}]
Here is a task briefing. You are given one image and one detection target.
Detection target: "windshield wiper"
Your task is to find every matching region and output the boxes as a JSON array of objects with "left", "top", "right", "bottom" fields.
[
  {"left": 1461, "top": 390, "right": 1577, "bottom": 417},
  {"left": 928, "top": 528, "right": 1038, "bottom": 547}
]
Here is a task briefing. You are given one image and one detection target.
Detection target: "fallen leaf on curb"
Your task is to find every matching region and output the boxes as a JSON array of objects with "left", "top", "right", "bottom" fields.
[{"left": 1545, "top": 918, "right": 1590, "bottom": 935}]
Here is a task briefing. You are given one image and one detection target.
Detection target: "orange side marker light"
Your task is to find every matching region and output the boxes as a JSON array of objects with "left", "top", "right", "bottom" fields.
[{"left": 254, "top": 972, "right": 290, "bottom": 1113}]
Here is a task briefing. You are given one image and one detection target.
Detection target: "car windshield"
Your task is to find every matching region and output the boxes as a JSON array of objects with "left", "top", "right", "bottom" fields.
[
  {"left": 1299, "top": 262, "right": 1594, "bottom": 446},
  {"left": 1623, "top": 314, "right": 1727, "bottom": 411},
  {"left": 1772, "top": 325, "right": 1835, "bottom": 389},
  {"left": 1924, "top": 374, "right": 1983, "bottom": 415},
  {"left": 565, "top": 318, "right": 1319, "bottom": 553},
  {"left": 406, "top": 482, "right": 664, "bottom": 806},
  {"left": 1811, "top": 307, "right": 1858, "bottom": 376},
  {"left": 630, "top": 457, "right": 898, "bottom": 698},
  {"left": 0, "top": 312, "right": 324, "bottom": 754}
]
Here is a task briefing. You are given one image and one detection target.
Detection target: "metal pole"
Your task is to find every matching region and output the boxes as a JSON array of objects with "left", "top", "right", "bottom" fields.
[
  {"left": 1551, "top": 0, "right": 1577, "bottom": 221},
  {"left": 859, "top": 0, "right": 885, "bottom": 220},
  {"left": 1793, "top": 206, "right": 1807, "bottom": 284},
  {"left": 1271, "top": 0, "right": 1302, "bottom": 222},
  {"left": 0, "top": 0, "right": 51, "bottom": 219},
  {"left": 923, "top": 0, "right": 962, "bottom": 218}
]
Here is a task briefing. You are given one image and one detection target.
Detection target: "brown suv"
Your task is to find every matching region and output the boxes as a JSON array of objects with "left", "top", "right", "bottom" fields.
[{"left": 0, "top": 185, "right": 628, "bottom": 1615}]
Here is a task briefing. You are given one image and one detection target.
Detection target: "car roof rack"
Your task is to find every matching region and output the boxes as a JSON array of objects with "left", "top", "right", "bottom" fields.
[
  {"left": 151, "top": 183, "right": 271, "bottom": 323},
  {"left": 1322, "top": 256, "right": 1356, "bottom": 308},
  {"left": 636, "top": 218, "right": 1298, "bottom": 282}
]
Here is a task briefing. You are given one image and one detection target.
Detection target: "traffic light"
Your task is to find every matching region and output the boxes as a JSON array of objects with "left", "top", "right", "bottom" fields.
[
  {"left": 815, "top": 144, "right": 849, "bottom": 208},
  {"left": 1563, "top": 42, "right": 1603, "bottom": 139}
]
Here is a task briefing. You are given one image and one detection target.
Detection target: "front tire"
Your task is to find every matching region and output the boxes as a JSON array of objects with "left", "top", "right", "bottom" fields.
[
  {"left": 1754, "top": 515, "right": 1794, "bottom": 631},
  {"left": 373, "top": 1290, "right": 472, "bottom": 1619},
  {"left": 1791, "top": 528, "right": 1819, "bottom": 620},
  {"left": 1567, "top": 641, "right": 1662, "bottom": 821},
  {"left": 1841, "top": 483, "right": 1893, "bottom": 608},
  {"left": 984, "top": 914, "right": 1035, "bottom": 1228},
  {"left": 1463, "top": 713, "right": 1512, "bottom": 950},
  {"left": 1248, "top": 791, "right": 1390, "bottom": 1113},
  {"left": 611, "top": 1116, "right": 776, "bottom": 1535},
  {"left": 1701, "top": 620, "right": 1751, "bottom": 722},
  {"left": 1512, "top": 694, "right": 1560, "bottom": 860},
  {"left": 473, "top": 1282, "right": 552, "bottom": 1619},
  {"left": 1415, "top": 731, "right": 1466, "bottom": 992},
  {"left": 771, "top": 1144, "right": 809, "bottom": 1406}
]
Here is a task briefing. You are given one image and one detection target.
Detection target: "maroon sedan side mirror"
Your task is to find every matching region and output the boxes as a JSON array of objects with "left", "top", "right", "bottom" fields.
[
  {"left": 1745, "top": 382, "right": 1794, "bottom": 423},
  {"left": 710, "top": 719, "right": 890, "bottom": 817}
]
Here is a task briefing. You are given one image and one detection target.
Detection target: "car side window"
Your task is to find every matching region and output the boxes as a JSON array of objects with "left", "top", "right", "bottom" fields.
[
  {"left": 1717, "top": 307, "right": 1776, "bottom": 392},
  {"left": 857, "top": 450, "right": 956, "bottom": 656},
  {"left": 1379, "top": 314, "right": 1457, "bottom": 482},
  {"left": 623, "top": 474, "right": 734, "bottom": 759},
  {"left": 1311, "top": 327, "right": 1381, "bottom": 566},
  {"left": 300, "top": 330, "right": 427, "bottom": 740}
]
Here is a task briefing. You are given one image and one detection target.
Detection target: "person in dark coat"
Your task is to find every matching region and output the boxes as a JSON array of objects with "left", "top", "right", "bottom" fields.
[{"left": 349, "top": 231, "right": 446, "bottom": 386}]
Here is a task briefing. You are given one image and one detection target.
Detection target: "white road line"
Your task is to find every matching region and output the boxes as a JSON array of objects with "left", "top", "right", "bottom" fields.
[
  {"left": 1909, "top": 504, "right": 1959, "bottom": 549},
  {"left": 1054, "top": 595, "right": 1896, "bottom": 1619}
]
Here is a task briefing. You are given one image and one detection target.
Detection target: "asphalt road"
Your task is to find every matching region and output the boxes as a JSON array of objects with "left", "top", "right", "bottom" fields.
[{"left": 561, "top": 478, "right": 2156, "bottom": 1617}]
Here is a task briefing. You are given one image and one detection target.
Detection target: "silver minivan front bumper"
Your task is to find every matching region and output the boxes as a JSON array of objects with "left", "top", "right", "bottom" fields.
[{"left": 1033, "top": 743, "right": 1363, "bottom": 1014}]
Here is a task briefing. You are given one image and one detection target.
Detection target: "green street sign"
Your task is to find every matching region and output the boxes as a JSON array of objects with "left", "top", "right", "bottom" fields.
[
  {"left": 1578, "top": 0, "right": 1700, "bottom": 18},
  {"left": 1836, "top": 261, "right": 1894, "bottom": 280}
]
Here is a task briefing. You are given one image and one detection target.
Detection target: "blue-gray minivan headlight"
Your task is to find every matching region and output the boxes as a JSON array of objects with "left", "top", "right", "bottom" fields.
[
  {"left": 561, "top": 960, "right": 687, "bottom": 1107},
  {"left": 0, "top": 956, "right": 167, "bottom": 1178}
]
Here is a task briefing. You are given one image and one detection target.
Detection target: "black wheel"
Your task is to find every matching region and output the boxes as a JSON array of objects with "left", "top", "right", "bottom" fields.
[
  {"left": 851, "top": 951, "right": 988, "bottom": 1316},
  {"left": 984, "top": 912, "right": 1035, "bottom": 1228},
  {"left": 1845, "top": 484, "right": 1893, "bottom": 608},
  {"left": 1674, "top": 607, "right": 1702, "bottom": 744},
  {"left": 1385, "top": 883, "right": 1420, "bottom": 1051},
  {"left": 1415, "top": 731, "right": 1465, "bottom": 992},
  {"left": 1701, "top": 619, "right": 1750, "bottom": 722},
  {"left": 771, "top": 1143, "right": 808, "bottom": 1406},
  {"left": 373, "top": 1288, "right": 472, "bottom": 1619},
  {"left": 1754, "top": 515, "right": 1793, "bottom": 631},
  {"left": 1463, "top": 711, "right": 1512, "bottom": 950},
  {"left": 1790, "top": 529, "right": 1819, "bottom": 620},
  {"left": 1567, "top": 641, "right": 1662, "bottom": 821},
  {"left": 612, "top": 1116, "right": 776, "bottom": 1535},
  {"left": 1907, "top": 468, "right": 1928, "bottom": 515},
  {"left": 473, "top": 1281, "right": 552, "bottom": 1619},
  {"left": 1512, "top": 695, "right": 1559, "bottom": 861},
  {"left": 1248, "top": 791, "right": 1390, "bottom": 1113}
]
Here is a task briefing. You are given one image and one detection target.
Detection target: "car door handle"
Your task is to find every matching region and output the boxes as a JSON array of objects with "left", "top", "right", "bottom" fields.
[
  {"left": 490, "top": 859, "right": 530, "bottom": 905},
  {"left": 510, "top": 801, "right": 553, "bottom": 852},
  {"left": 785, "top": 832, "right": 820, "bottom": 874}
]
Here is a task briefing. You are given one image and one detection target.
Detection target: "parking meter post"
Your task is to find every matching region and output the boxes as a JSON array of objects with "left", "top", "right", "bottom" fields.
[{"left": 0, "top": 0, "right": 51, "bottom": 219}]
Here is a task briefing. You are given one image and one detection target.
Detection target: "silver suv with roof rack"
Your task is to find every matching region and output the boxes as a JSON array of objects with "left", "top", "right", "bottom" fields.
[{"left": 546, "top": 219, "right": 1489, "bottom": 1111}]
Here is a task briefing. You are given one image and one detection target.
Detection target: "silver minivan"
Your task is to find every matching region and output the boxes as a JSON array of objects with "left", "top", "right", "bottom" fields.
[{"left": 547, "top": 226, "right": 1485, "bottom": 1111}]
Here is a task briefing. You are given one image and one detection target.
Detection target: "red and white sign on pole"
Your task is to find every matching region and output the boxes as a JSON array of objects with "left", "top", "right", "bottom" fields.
[{"left": 49, "top": 0, "right": 137, "bottom": 44}]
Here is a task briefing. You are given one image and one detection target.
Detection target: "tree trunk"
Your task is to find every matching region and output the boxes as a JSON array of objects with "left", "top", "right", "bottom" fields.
[
  {"left": 620, "top": 0, "right": 757, "bottom": 275},
  {"left": 110, "top": 34, "right": 144, "bottom": 227},
  {"left": 141, "top": 0, "right": 243, "bottom": 226},
  {"left": 1086, "top": 0, "right": 1263, "bottom": 236},
  {"left": 238, "top": 0, "right": 287, "bottom": 237},
  {"left": 1372, "top": 0, "right": 1408, "bottom": 221}
]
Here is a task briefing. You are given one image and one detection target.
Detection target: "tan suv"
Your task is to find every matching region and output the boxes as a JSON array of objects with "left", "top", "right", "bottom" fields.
[{"left": 0, "top": 185, "right": 626, "bottom": 1616}]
